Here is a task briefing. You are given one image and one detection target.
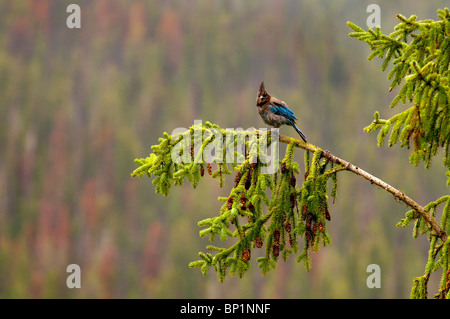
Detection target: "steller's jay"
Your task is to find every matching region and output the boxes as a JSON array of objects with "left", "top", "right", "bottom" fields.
[{"left": 256, "top": 82, "right": 307, "bottom": 142}]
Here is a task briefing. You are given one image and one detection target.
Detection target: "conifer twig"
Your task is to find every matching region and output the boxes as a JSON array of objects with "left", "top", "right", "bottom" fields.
[{"left": 278, "top": 133, "right": 448, "bottom": 242}]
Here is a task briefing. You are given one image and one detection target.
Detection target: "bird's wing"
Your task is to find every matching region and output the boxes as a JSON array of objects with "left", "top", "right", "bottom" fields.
[{"left": 269, "top": 102, "right": 298, "bottom": 121}]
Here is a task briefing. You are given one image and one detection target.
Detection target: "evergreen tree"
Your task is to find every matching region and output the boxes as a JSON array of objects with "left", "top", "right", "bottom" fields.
[
  {"left": 133, "top": 8, "right": 450, "bottom": 298},
  {"left": 348, "top": 8, "right": 450, "bottom": 299}
]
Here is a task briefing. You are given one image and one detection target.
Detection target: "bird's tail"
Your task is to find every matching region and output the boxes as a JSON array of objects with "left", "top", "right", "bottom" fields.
[{"left": 292, "top": 123, "right": 307, "bottom": 143}]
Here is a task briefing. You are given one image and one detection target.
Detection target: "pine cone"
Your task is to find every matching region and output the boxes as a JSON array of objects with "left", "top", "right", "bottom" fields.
[{"left": 242, "top": 249, "right": 251, "bottom": 262}]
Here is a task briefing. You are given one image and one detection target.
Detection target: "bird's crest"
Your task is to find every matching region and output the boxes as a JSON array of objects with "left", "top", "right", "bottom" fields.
[
  {"left": 258, "top": 81, "right": 268, "bottom": 96},
  {"left": 256, "top": 81, "right": 270, "bottom": 106}
]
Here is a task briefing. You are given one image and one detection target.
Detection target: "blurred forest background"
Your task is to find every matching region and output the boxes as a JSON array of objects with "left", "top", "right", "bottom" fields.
[{"left": 0, "top": 0, "right": 448, "bottom": 298}]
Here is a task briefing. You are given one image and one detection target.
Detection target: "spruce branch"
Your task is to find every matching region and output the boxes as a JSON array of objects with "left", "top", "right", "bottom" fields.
[
  {"left": 347, "top": 10, "right": 450, "bottom": 183},
  {"left": 132, "top": 126, "right": 448, "bottom": 284},
  {"left": 278, "top": 133, "right": 448, "bottom": 242},
  {"left": 348, "top": 7, "right": 450, "bottom": 298}
]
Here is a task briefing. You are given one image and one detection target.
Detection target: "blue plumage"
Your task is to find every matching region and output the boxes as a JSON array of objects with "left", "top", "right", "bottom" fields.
[{"left": 269, "top": 105, "right": 297, "bottom": 121}]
